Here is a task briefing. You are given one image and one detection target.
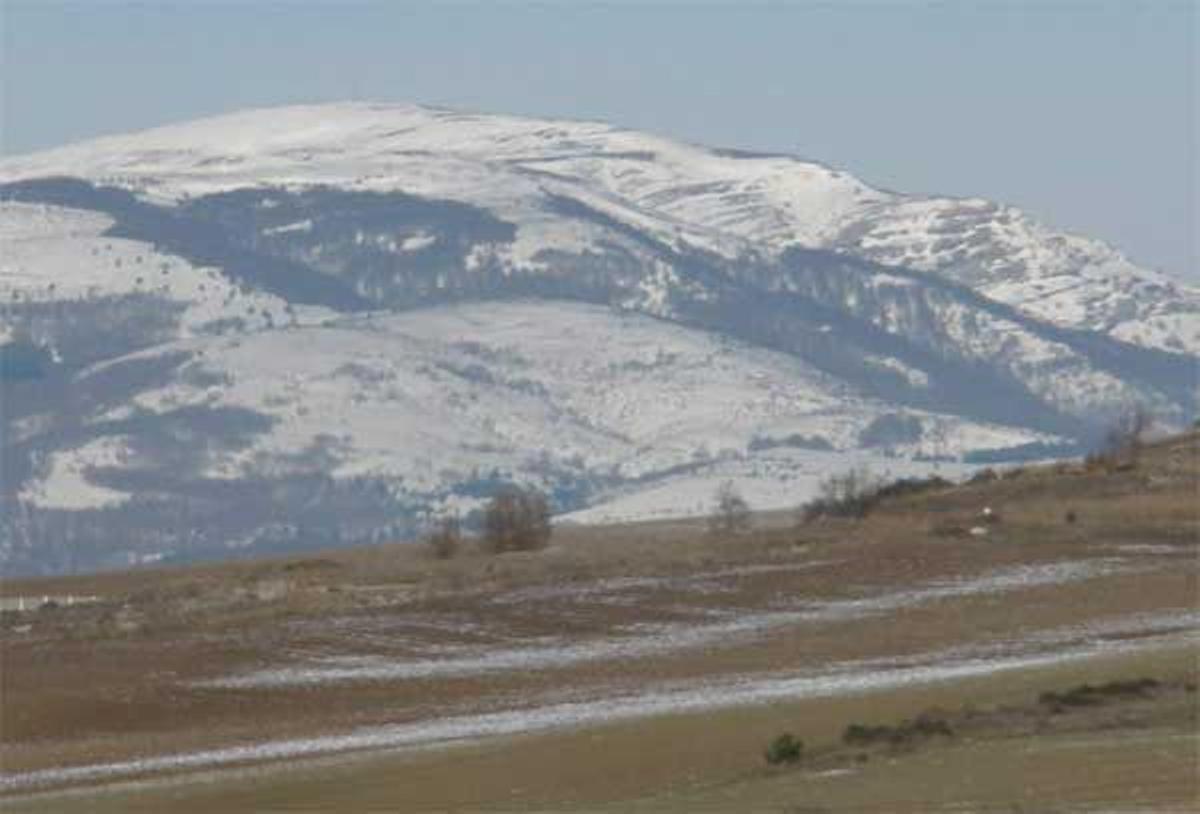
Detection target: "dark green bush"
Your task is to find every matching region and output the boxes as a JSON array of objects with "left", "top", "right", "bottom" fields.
[
  {"left": 764, "top": 732, "right": 804, "bottom": 765},
  {"left": 1039, "top": 678, "right": 1159, "bottom": 711},
  {"left": 843, "top": 713, "right": 953, "bottom": 748}
]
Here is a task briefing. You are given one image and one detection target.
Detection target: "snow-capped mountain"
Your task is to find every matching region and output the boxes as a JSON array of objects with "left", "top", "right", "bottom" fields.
[
  {"left": 5, "top": 102, "right": 1194, "bottom": 353},
  {"left": 1, "top": 103, "right": 1194, "bottom": 574}
]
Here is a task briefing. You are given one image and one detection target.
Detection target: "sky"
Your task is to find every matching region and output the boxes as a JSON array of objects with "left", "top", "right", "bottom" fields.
[{"left": 2, "top": 1, "right": 1196, "bottom": 281}]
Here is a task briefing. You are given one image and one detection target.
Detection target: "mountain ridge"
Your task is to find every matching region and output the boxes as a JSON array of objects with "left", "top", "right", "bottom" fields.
[{"left": 2, "top": 102, "right": 1193, "bottom": 349}]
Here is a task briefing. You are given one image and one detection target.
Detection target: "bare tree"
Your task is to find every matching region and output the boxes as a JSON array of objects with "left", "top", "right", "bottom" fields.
[
  {"left": 799, "top": 466, "right": 881, "bottom": 522},
  {"left": 425, "top": 514, "right": 462, "bottom": 560},
  {"left": 709, "top": 481, "right": 752, "bottom": 537},
  {"left": 483, "top": 486, "right": 552, "bottom": 554},
  {"left": 1095, "top": 404, "right": 1152, "bottom": 467}
]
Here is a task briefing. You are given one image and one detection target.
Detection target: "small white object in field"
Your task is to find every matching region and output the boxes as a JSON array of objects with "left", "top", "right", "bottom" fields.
[
  {"left": 969, "top": 526, "right": 989, "bottom": 537},
  {"left": 981, "top": 506, "right": 994, "bottom": 518}
]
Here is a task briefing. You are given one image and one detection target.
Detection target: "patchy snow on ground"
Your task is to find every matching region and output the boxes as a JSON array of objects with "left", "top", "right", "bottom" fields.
[
  {"left": 198, "top": 558, "right": 1142, "bottom": 690},
  {"left": 4, "top": 608, "right": 1193, "bottom": 794}
]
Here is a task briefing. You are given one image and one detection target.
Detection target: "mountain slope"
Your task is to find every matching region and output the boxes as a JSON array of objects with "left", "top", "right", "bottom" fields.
[
  {"left": 0, "top": 103, "right": 1194, "bottom": 574},
  {"left": 3, "top": 176, "right": 1189, "bottom": 437},
  {"left": 2, "top": 295, "right": 1045, "bottom": 572}
]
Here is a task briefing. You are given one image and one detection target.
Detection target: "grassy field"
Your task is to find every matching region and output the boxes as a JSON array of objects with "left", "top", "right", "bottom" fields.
[
  {"left": 6, "top": 647, "right": 1196, "bottom": 813},
  {"left": 1, "top": 432, "right": 1197, "bottom": 812}
]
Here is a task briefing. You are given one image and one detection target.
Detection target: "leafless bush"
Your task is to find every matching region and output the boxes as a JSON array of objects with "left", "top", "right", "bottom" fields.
[
  {"left": 708, "top": 481, "right": 752, "bottom": 537},
  {"left": 1088, "top": 404, "right": 1151, "bottom": 470},
  {"left": 968, "top": 467, "right": 998, "bottom": 484},
  {"left": 425, "top": 514, "right": 462, "bottom": 560},
  {"left": 482, "top": 486, "right": 552, "bottom": 554},
  {"left": 800, "top": 466, "right": 882, "bottom": 522},
  {"left": 801, "top": 467, "right": 952, "bottom": 524}
]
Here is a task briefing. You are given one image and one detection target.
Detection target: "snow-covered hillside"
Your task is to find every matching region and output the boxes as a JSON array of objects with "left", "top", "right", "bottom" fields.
[
  {"left": 6, "top": 298, "right": 1057, "bottom": 571},
  {"left": 836, "top": 197, "right": 1200, "bottom": 356},
  {"left": 0, "top": 201, "right": 334, "bottom": 341},
  {"left": 3, "top": 102, "right": 1194, "bottom": 354},
  {"left": 25, "top": 301, "right": 1038, "bottom": 514},
  {"left": 0, "top": 102, "right": 1193, "bottom": 574}
]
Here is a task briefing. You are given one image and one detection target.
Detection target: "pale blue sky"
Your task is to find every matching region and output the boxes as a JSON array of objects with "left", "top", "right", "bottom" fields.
[{"left": 2, "top": 1, "right": 1195, "bottom": 280}]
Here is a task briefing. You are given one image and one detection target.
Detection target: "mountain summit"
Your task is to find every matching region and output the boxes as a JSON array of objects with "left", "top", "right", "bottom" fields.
[{"left": 1, "top": 103, "right": 1195, "bottom": 573}]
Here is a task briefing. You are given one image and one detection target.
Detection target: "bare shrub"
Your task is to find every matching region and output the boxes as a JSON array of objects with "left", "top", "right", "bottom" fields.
[
  {"left": 1088, "top": 404, "right": 1151, "bottom": 470},
  {"left": 873, "top": 475, "right": 951, "bottom": 501},
  {"left": 800, "top": 466, "right": 881, "bottom": 522},
  {"left": 968, "top": 467, "right": 998, "bottom": 484},
  {"left": 708, "top": 481, "right": 752, "bottom": 537},
  {"left": 482, "top": 486, "right": 552, "bottom": 554},
  {"left": 425, "top": 514, "right": 462, "bottom": 560},
  {"left": 801, "top": 468, "right": 951, "bottom": 524}
]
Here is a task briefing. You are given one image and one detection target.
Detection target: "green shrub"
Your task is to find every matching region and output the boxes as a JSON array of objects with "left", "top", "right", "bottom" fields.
[
  {"left": 843, "top": 713, "right": 954, "bottom": 748},
  {"left": 1038, "top": 678, "right": 1159, "bottom": 712},
  {"left": 764, "top": 732, "right": 804, "bottom": 765}
]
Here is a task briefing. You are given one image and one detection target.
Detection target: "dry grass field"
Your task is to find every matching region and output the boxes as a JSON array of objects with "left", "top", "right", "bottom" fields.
[{"left": 1, "top": 432, "right": 1197, "bottom": 812}]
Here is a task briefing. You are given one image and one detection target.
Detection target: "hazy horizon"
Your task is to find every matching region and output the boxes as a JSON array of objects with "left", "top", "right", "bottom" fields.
[{"left": 2, "top": 1, "right": 1195, "bottom": 281}]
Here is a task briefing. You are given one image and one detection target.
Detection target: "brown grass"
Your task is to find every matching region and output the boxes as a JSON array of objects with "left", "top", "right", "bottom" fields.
[
  {"left": 1, "top": 431, "right": 1197, "bottom": 812},
  {"left": 5, "top": 647, "right": 1195, "bottom": 814}
]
